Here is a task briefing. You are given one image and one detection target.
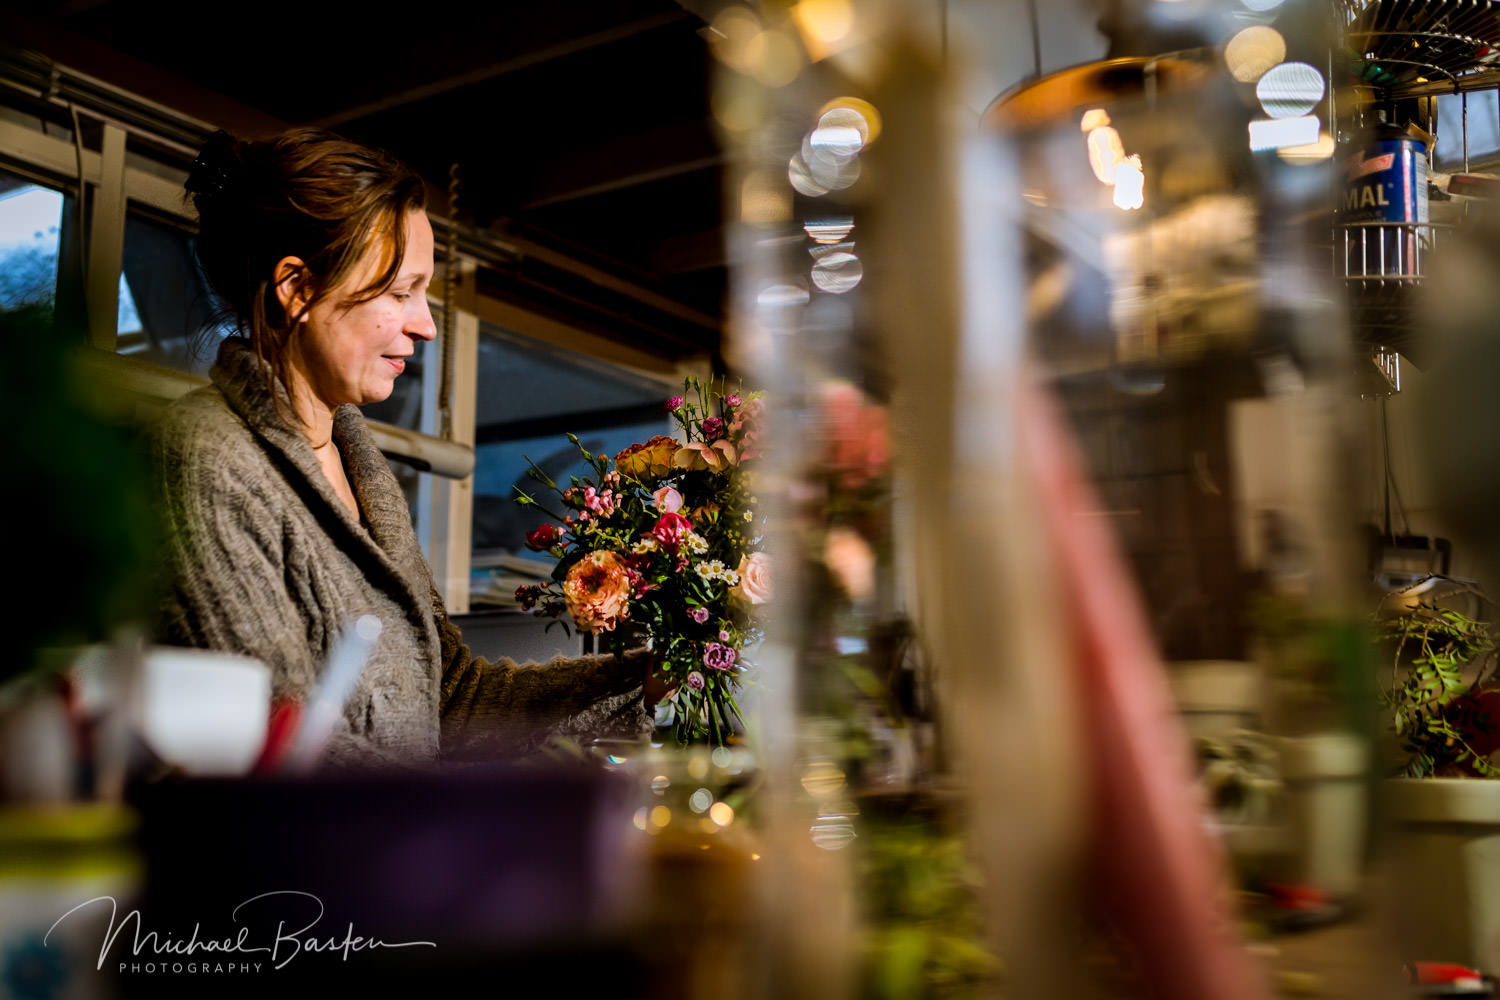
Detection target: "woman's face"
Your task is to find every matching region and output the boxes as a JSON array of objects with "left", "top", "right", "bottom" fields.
[{"left": 291, "top": 209, "right": 436, "bottom": 411}]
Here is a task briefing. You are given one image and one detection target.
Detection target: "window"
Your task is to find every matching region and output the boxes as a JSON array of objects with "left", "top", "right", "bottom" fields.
[
  {"left": 1434, "top": 90, "right": 1500, "bottom": 172},
  {"left": 117, "top": 212, "right": 231, "bottom": 375},
  {"left": 0, "top": 173, "right": 67, "bottom": 311},
  {"left": 469, "top": 325, "right": 676, "bottom": 607}
]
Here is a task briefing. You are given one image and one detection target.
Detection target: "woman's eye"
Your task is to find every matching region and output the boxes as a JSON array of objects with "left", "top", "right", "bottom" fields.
[{"left": 392, "top": 292, "right": 411, "bottom": 302}]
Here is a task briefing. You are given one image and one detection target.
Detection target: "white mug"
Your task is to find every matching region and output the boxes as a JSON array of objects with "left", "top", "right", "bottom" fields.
[{"left": 134, "top": 647, "right": 271, "bottom": 776}]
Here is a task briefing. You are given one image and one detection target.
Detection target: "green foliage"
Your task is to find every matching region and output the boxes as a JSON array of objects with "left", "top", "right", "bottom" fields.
[
  {"left": 1376, "top": 601, "right": 1500, "bottom": 778},
  {"left": 3, "top": 305, "right": 162, "bottom": 684},
  {"left": 857, "top": 809, "right": 1001, "bottom": 999}
]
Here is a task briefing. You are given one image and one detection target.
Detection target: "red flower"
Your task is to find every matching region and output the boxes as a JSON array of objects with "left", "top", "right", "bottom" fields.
[
  {"left": 525, "top": 524, "right": 564, "bottom": 551},
  {"left": 651, "top": 511, "right": 692, "bottom": 552}
]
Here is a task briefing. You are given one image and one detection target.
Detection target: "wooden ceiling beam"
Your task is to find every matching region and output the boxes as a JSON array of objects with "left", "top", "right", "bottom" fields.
[
  {"left": 647, "top": 226, "right": 728, "bottom": 274},
  {"left": 307, "top": 9, "right": 692, "bottom": 129},
  {"left": 516, "top": 119, "right": 723, "bottom": 210}
]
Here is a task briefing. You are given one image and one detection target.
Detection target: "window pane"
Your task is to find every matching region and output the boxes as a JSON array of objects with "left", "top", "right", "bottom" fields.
[
  {"left": 0, "top": 174, "right": 64, "bottom": 312},
  {"left": 118, "top": 212, "right": 231, "bottom": 375},
  {"left": 470, "top": 326, "right": 674, "bottom": 607},
  {"left": 360, "top": 334, "right": 429, "bottom": 518}
]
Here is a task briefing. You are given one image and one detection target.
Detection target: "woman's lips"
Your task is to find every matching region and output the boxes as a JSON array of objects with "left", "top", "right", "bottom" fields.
[{"left": 384, "top": 356, "right": 406, "bottom": 375}]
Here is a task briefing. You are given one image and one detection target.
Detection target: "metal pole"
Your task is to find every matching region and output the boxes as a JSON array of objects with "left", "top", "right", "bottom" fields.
[{"left": 1463, "top": 89, "right": 1470, "bottom": 172}]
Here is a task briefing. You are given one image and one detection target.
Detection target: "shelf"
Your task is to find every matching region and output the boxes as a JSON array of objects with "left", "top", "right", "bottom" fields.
[{"left": 1339, "top": 0, "right": 1500, "bottom": 96}]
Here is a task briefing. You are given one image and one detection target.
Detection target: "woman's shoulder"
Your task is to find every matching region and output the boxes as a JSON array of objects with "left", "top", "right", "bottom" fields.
[{"left": 152, "top": 384, "right": 259, "bottom": 471}]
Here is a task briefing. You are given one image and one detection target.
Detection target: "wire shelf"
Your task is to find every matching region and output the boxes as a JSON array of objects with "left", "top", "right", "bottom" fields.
[
  {"left": 1339, "top": 0, "right": 1500, "bottom": 95},
  {"left": 1341, "top": 220, "right": 1453, "bottom": 280}
]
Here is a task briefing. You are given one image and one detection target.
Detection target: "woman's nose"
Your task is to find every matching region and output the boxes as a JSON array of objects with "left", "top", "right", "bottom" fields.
[{"left": 408, "top": 297, "right": 437, "bottom": 341}]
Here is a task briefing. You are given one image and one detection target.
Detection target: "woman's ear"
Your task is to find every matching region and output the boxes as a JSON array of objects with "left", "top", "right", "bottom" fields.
[{"left": 272, "top": 256, "right": 312, "bottom": 320}]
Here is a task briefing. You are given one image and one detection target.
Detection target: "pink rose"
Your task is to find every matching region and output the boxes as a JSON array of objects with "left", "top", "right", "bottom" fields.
[
  {"left": 651, "top": 511, "right": 692, "bottom": 552},
  {"left": 652, "top": 486, "right": 683, "bottom": 513},
  {"left": 689, "top": 607, "right": 709, "bottom": 624},
  {"left": 562, "top": 551, "right": 632, "bottom": 633},
  {"left": 686, "top": 671, "right": 706, "bottom": 690},
  {"left": 729, "top": 552, "right": 772, "bottom": 605}
]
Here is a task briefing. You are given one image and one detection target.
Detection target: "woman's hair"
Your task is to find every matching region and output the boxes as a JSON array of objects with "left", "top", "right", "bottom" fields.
[{"left": 185, "top": 128, "right": 427, "bottom": 418}]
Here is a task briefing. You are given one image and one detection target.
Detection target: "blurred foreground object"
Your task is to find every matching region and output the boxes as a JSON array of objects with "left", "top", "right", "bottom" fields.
[{"left": 1, "top": 305, "right": 159, "bottom": 687}]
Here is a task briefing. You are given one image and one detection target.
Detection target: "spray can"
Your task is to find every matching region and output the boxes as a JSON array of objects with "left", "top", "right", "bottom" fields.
[{"left": 1343, "top": 116, "right": 1429, "bottom": 278}]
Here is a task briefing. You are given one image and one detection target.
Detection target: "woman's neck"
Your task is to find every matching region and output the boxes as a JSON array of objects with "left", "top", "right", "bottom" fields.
[{"left": 283, "top": 351, "right": 338, "bottom": 450}]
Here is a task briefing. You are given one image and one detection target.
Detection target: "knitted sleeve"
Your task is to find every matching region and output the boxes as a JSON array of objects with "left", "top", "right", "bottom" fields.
[{"left": 432, "top": 589, "right": 652, "bottom": 759}]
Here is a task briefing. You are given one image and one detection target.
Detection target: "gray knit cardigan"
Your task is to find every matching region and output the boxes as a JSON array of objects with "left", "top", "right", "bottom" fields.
[{"left": 152, "top": 339, "right": 649, "bottom": 766}]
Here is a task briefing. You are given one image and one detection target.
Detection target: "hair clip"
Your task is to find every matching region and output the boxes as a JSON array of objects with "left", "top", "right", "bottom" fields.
[{"left": 186, "top": 131, "right": 238, "bottom": 199}]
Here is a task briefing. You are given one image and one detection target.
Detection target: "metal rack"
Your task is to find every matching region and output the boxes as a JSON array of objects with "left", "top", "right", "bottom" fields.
[
  {"left": 1339, "top": 0, "right": 1500, "bottom": 96},
  {"left": 1336, "top": 1, "right": 1500, "bottom": 391}
]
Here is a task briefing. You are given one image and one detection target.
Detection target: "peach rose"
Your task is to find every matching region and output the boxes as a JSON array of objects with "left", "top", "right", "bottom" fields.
[
  {"left": 615, "top": 435, "right": 680, "bottom": 479},
  {"left": 729, "top": 552, "right": 772, "bottom": 605},
  {"left": 563, "top": 551, "right": 632, "bottom": 633}
]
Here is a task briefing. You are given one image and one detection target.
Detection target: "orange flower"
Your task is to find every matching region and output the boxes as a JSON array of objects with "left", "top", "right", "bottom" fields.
[
  {"left": 563, "top": 551, "right": 632, "bottom": 633},
  {"left": 615, "top": 435, "right": 680, "bottom": 479}
]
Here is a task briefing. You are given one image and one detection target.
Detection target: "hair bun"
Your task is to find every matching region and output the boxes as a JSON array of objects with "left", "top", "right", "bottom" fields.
[{"left": 185, "top": 130, "right": 242, "bottom": 204}]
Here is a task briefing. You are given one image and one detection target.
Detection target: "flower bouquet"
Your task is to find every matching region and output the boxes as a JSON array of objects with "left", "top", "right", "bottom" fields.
[{"left": 513, "top": 377, "right": 769, "bottom": 745}]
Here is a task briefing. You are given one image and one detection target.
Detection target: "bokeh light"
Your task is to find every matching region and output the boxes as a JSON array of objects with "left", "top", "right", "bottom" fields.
[
  {"left": 1277, "top": 130, "right": 1336, "bottom": 163},
  {"left": 745, "top": 29, "right": 803, "bottom": 88},
  {"left": 804, "top": 217, "right": 855, "bottom": 243},
  {"left": 811, "top": 249, "right": 864, "bottom": 293},
  {"left": 811, "top": 812, "right": 857, "bottom": 850},
  {"left": 1225, "top": 26, "right": 1286, "bottom": 84},
  {"left": 1113, "top": 155, "right": 1145, "bottom": 210},
  {"left": 818, "top": 96, "right": 881, "bottom": 145},
  {"left": 1256, "top": 62, "right": 1325, "bottom": 119},
  {"left": 708, "top": 5, "right": 762, "bottom": 71},
  {"left": 789, "top": 152, "right": 830, "bottom": 197},
  {"left": 1088, "top": 125, "right": 1127, "bottom": 184},
  {"left": 791, "top": 0, "right": 853, "bottom": 49}
]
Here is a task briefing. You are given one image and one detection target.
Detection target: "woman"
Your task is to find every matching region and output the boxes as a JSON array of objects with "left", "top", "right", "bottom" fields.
[{"left": 154, "top": 128, "right": 655, "bottom": 767}]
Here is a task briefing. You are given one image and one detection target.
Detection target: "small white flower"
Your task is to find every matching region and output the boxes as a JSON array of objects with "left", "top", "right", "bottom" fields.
[
  {"left": 632, "top": 537, "right": 659, "bottom": 554},
  {"left": 694, "top": 562, "right": 717, "bottom": 581},
  {"left": 743, "top": 510, "right": 753, "bottom": 522},
  {"left": 686, "top": 532, "right": 709, "bottom": 555},
  {"left": 723, "top": 569, "right": 740, "bottom": 586}
]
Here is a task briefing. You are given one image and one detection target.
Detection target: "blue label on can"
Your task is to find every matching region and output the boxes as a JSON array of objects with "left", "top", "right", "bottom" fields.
[{"left": 1343, "top": 137, "right": 1428, "bottom": 224}]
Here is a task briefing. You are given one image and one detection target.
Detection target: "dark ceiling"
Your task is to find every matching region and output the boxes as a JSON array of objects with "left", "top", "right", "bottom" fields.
[{"left": 0, "top": 0, "right": 729, "bottom": 363}]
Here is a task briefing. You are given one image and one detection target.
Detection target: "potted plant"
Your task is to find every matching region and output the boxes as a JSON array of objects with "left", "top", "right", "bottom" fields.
[{"left": 1375, "top": 593, "right": 1500, "bottom": 976}]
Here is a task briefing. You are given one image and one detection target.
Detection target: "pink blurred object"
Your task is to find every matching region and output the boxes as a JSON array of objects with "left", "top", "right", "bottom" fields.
[{"left": 1017, "top": 376, "right": 1273, "bottom": 1000}]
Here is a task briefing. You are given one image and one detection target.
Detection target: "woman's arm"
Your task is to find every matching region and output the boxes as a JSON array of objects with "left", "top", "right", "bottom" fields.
[{"left": 432, "top": 590, "right": 653, "bottom": 759}]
